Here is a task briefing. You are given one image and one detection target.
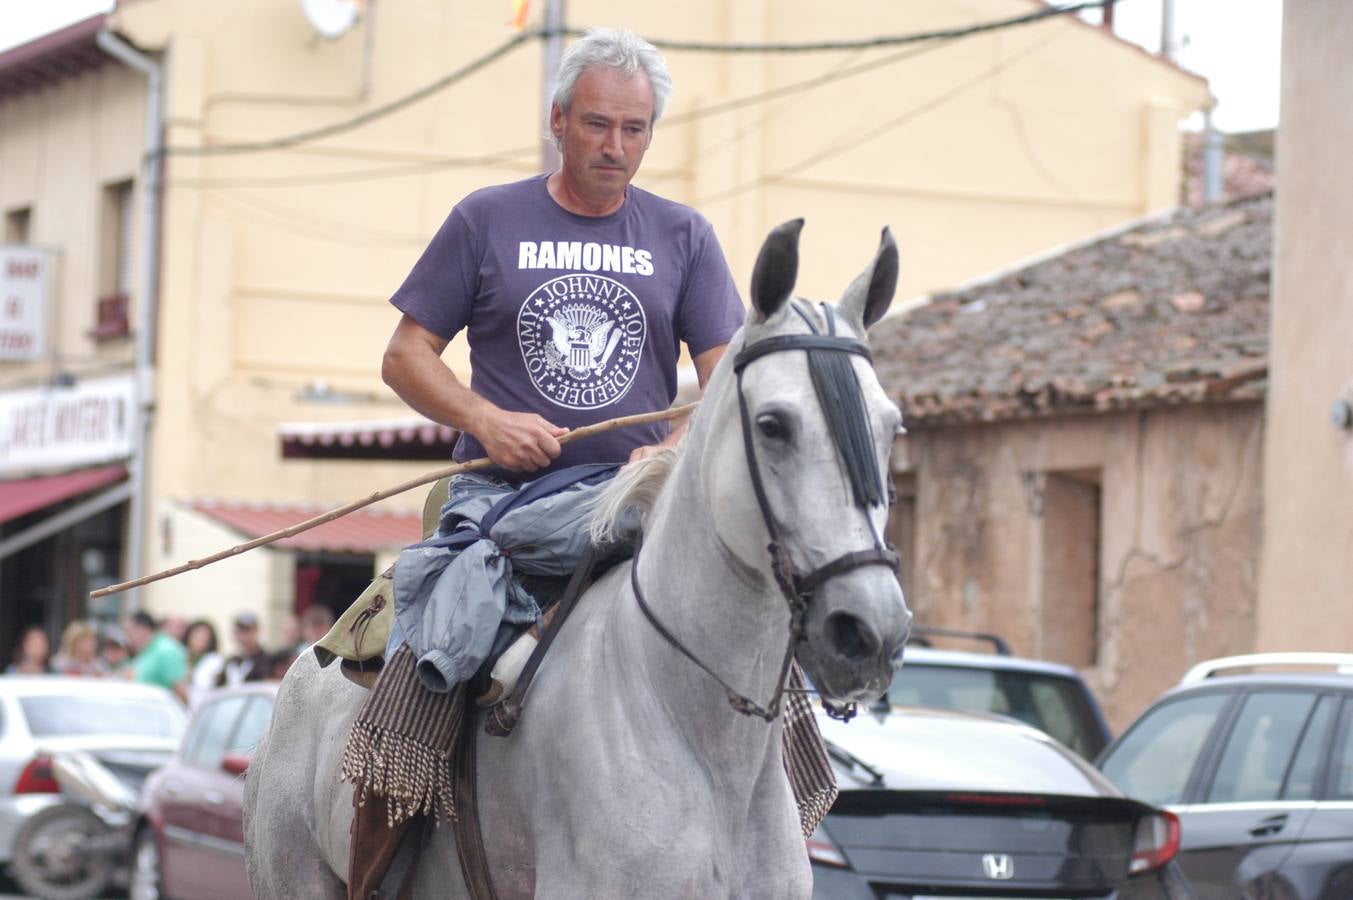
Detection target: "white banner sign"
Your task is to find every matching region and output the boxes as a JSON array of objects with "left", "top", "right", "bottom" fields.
[
  {"left": 0, "top": 376, "right": 136, "bottom": 476},
  {"left": 0, "top": 246, "right": 50, "bottom": 361}
]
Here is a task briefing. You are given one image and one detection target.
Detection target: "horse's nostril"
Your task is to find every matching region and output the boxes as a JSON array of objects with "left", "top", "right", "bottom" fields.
[{"left": 827, "top": 612, "right": 880, "bottom": 659}]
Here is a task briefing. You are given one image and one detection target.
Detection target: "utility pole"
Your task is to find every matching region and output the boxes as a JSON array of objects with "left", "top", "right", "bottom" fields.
[
  {"left": 1160, "top": 0, "right": 1177, "bottom": 62},
  {"left": 540, "top": 0, "right": 565, "bottom": 173}
]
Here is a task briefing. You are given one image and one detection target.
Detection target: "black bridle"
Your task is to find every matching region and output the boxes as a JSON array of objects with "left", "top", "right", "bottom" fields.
[{"left": 631, "top": 303, "right": 899, "bottom": 721}]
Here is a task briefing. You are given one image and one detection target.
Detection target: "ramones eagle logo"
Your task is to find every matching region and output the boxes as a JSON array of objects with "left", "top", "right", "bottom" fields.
[{"left": 516, "top": 273, "right": 647, "bottom": 410}]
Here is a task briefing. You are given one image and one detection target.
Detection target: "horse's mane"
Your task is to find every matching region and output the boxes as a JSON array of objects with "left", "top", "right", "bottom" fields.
[{"left": 589, "top": 446, "right": 681, "bottom": 545}]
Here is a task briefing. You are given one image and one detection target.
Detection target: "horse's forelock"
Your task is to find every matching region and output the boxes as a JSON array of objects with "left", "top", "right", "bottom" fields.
[{"left": 589, "top": 447, "right": 681, "bottom": 545}]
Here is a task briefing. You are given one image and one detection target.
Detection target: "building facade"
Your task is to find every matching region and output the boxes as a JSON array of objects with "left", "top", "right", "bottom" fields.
[
  {"left": 1255, "top": 0, "right": 1353, "bottom": 647},
  {"left": 875, "top": 194, "right": 1272, "bottom": 728},
  {"left": 0, "top": 0, "right": 1207, "bottom": 656}
]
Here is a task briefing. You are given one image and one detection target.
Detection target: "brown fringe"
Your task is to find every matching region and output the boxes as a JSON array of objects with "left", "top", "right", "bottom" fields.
[
  {"left": 341, "top": 647, "right": 838, "bottom": 838},
  {"left": 782, "top": 664, "right": 839, "bottom": 838},
  {"left": 340, "top": 644, "right": 464, "bottom": 827}
]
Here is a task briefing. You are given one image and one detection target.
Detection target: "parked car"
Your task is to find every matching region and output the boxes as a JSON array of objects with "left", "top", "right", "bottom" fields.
[
  {"left": 131, "top": 681, "right": 278, "bottom": 900},
  {"left": 1097, "top": 652, "right": 1353, "bottom": 900},
  {"left": 883, "top": 625, "right": 1113, "bottom": 759},
  {"left": 0, "top": 676, "right": 186, "bottom": 887},
  {"left": 810, "top": 706, "right": 1191, "bottom": 899}
]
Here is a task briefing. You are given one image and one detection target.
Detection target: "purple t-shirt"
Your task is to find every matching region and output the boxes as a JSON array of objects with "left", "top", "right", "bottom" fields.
[{"left": 391, "top": 175, "right": 744, "bottom": 479}]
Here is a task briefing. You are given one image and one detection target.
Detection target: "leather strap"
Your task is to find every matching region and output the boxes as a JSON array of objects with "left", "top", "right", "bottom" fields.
[
  {"left": 485, "top": 543, "right": 599, "bottom": 737},
  {"left": 453, "top": 709, "right": 500, "bottom": 900}
]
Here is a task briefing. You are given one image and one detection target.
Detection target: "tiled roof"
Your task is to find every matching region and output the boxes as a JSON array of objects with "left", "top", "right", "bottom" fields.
[
  {"left": 0, "top": 16, "right": 109, "bottom": 101},
  {"left": 190, "top": 500, "right": 422, "bottom": 553},
  {"left": 872, "top": 192, "right": 1272, "bottom": 427}
]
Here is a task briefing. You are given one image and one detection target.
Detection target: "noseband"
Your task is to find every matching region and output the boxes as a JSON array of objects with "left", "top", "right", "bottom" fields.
[{"left": 632, "top": 304, "right": 899, "bottom": 721}]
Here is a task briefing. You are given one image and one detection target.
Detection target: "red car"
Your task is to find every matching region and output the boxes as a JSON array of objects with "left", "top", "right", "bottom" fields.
[{"left": 130, "top": 682, "right": 277, "bottom": 900}]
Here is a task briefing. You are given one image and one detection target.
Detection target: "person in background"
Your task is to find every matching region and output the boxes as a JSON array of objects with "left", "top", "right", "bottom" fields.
[
  {"left": 297, "top": 604, "right": 335, "bottom": 654},
  {"left": 99, "top": 626, "right": 132, "bottom": 672},
  {"left": 161, "top": 616, "right": 188, "bottom": 644},
  {"left": 52, "top": 620, "right": 107, "bottom": 677},
  {"left": 218, "top": 612, "right": 272, "bottom": 686},
  {"left": 5, "top": 625, "right": 52, "bottom": 674},
  {"left": 124, "top": 611, "right": 188, "bottom": 693},
  {"left": 269, "top": 648, "right": 298, "bottom": 680},
  {"left": 180, "top": 619, "right": 225, "bottom": 707},
  {"left": 279, "top": 613, "right": 302, "bottom": 655}
]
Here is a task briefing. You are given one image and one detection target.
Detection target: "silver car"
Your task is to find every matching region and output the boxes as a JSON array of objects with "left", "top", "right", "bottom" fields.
[{"left": 0, "top": 676, "right": 186, "bottom": 869}]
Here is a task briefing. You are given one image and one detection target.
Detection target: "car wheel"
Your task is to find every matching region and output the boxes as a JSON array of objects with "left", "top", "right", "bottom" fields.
[
  {"left": 129, "top": 826, "right": 169, "bottom": 900},
  {"left": 9, "top": 804, "right": 116, "bottom": 900}
]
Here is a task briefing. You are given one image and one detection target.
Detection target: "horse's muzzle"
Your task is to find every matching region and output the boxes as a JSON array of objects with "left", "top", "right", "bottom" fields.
[{"left": 798, "top": 569, "right": 910, "bottom": 704}]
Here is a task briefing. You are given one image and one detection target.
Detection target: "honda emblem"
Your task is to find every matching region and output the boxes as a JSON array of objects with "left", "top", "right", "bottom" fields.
[{"left": 981, "top": 853, "right": 1014, "bottom": 880}]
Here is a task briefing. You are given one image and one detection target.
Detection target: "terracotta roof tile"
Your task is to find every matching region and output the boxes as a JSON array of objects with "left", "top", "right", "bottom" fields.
[{"left": 871, "top": 193, "right": 1272, "bottom": 427}]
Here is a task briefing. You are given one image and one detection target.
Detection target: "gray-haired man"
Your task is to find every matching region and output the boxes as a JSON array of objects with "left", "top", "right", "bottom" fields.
[
  {"left": 381, "top": 27, "right": 743, "bottom": 477},
  {"left": 348, "top": 29, "right": 745, "bottom": 899}
]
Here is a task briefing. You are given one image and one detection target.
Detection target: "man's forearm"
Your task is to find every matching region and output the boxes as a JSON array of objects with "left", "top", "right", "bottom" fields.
[{"left": 382, "top": 340, "right": 489, "bottom": 434}]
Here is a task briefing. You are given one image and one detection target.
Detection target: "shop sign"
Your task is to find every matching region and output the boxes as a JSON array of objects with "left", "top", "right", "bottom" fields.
[
  {"left": 0, "top": 376, "right": 135, "bottom": 476},
  {"left": 0, "top": 247, "right": 49, "bottom": 361}
]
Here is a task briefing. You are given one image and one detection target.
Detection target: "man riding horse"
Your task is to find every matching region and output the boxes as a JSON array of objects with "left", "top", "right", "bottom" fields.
[{"left": 352, "top": 28, "right": 744, "bottom": 896}]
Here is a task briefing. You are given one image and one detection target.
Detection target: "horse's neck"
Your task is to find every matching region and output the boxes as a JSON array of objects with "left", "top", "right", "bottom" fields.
[{"left": 611, "top": 448, "right": 790, "bottom": 766}]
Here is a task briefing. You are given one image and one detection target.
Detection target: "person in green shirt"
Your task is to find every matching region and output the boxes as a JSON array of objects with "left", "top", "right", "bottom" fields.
[{"left": 124, "top": 611, "right": 187, "bottom": 693}]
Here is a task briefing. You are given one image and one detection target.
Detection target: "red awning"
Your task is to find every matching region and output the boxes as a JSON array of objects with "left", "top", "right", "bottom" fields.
[
  {"left": 190, "top": 500, "right": 422, "bottom": 553},
  {"left": 278, "top": 417, "right": 459, "bottom": 461},
  {"left": 0, "top": 465, "right": 128, "bottom": 524}
]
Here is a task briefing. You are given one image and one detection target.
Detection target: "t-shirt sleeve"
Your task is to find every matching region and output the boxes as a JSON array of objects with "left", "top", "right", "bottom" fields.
[
  {"left": 389, "top": 206, "right": 481, "bottom": 341},
  {"left": 678, "top": 220, "right": 745, "bottom": 356}
]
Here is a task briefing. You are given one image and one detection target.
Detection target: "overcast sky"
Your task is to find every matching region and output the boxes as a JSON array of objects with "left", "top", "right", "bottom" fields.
[{"left": 0, "top": 0, "right": 1282, "bottom": 133}]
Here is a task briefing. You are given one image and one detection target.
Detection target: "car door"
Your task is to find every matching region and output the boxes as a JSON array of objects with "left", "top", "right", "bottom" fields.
[
  {"left": 1175, "top": 689, "right": 1333, "bottom": 899},
  {"left": 1273, "top": 693, "right": 1353, "bottom": 900},
  {"left": 196, "top": 694, "right": 275, "bottom": 900},
  {"left": 159, "top": 694, "right": 250, "bottom": 900}
]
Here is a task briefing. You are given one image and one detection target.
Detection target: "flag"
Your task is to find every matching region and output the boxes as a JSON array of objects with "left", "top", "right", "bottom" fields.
[{"left": 509, "top": 0, "right": 530, "bottom": 30}]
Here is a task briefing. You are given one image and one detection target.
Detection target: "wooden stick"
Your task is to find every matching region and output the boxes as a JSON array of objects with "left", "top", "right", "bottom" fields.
[{"left": 90, "top": 402, "right": 699, "bottom": 599}]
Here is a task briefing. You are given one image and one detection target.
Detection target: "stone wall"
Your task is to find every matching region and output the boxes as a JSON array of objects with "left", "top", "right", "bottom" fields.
[{"left": 892, "top": 401, "right": 1264, "bottom": 730}]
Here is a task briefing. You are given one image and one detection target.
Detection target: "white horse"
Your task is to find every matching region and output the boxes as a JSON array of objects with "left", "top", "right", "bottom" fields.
[{"left": 244, "top": 221, "right": 911, "bottom": 899}]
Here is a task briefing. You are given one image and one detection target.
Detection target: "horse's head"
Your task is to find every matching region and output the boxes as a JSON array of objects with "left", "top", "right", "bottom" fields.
[{"left": 699, "top": 220, "right": 911, "bottom": 706}]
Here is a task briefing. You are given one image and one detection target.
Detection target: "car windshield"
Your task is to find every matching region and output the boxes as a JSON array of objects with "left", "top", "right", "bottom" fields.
[
  {"left": 887, "top": 664, "right": 1106, "bottom": 758},
  {"left": 21, "top": 694, "right": 185, "bottom": 739}
]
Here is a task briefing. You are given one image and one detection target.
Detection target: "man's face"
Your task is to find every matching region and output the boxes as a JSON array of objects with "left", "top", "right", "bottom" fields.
[
  {"left": 124, "top": 621, "right": 151, "bottom": 652},
  {"left": 551, "top": 66, "right": 655, "bottom": 204},
  {"left": 235, "top": 624, "right": 260, "bottom": 653}
]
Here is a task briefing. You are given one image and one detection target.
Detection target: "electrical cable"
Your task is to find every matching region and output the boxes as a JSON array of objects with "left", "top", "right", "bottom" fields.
[
  {"left": 694, "top": 30, "right": 1062, "bottom": 206},
  {"left": 161, "top": 30, "right": 534, "bottom": 158},
  {"left": 161, "top": 1, "right": 1111, "bottom": 161}
]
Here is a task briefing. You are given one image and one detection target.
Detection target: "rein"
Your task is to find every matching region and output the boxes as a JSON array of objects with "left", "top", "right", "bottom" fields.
[{"left": 631, "top": 304, "right": 898, "bottom": 722}]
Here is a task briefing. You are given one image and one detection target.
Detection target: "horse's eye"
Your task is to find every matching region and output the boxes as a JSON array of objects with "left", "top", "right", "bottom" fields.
[{"left": 756, "top": 413, "right": 788, "bottom": 441}]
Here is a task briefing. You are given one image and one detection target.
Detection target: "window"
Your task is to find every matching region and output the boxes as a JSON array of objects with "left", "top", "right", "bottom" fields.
[
  {"left": 1099, "top": 691, "right": 1231, "bottom": 806},
  {"left": 20, "top": 694, "right": 184, "bottom": 740},
  {"left": 1207, "top": 690, "right": 1321, "bottom": 803},
  {"left": 1326, "top": 698, "right": 1353, "bottom": 800},
  {"left": 93, "top": 180, "right": 133, "bottom": 340},
  {"left": 4, "top": 207, "right": 31, "bottom": 244},
  {"left": 1039, "top": 469, "right": 1102, "bottom": 667},
  {"left": 184, "top": 695, "right": 249, "bottom": 769},
  {"left": 228, "top": 697, "right": 275, "bottom": 756},
  {"left": 1282, "top": 695, "right": 1336, "bottom": 801}
]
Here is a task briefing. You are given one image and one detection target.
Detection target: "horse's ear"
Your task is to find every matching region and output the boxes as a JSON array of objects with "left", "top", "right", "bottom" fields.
[
  {"left": 840, "top": 226, "right": 899, "bottom": 330},
  {"left": 750, "top": 219, "right": 804, "bottom": 321}
]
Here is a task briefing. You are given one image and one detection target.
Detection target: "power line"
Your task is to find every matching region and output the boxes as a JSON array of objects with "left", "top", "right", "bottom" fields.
[
  {"left": 168, "top": 147, "right": 537, "bottom": 189},
  {"left": 161, "top": 30, "right": 534, "bottom": 158},
  {"left": 694, "top": 31, "right": 1062, "bottom": 206},
  {"left": 162, "top": 1, "right": 1111, "bottom": 161},
  {"left": 575, "top": 1, "right": 1111, "bottom": 54}
]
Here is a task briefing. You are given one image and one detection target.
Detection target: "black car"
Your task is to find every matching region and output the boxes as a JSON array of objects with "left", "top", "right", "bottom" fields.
[
  {"left": 1097, "top": 652, "right": 1353, "bottom": 900},
  {"left": 810, "top": 706, "right": 1192, "bottom": 899}
]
